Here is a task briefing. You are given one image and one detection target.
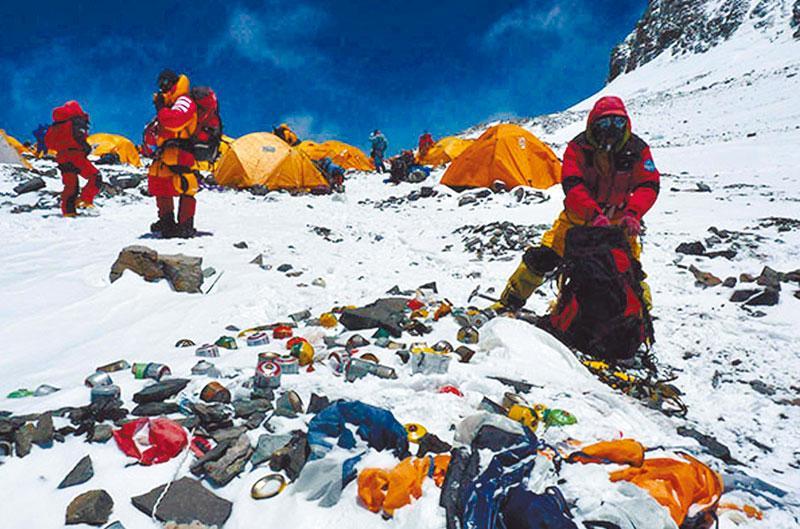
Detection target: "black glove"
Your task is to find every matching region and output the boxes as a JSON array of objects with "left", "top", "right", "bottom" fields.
[{"left": 153, "top": 93, "right": 166, "bottom": 111}]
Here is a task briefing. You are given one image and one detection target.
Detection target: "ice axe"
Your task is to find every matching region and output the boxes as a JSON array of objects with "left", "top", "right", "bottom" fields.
[{"left": 467, "top": 285, "right": 537, "bottom": 317}]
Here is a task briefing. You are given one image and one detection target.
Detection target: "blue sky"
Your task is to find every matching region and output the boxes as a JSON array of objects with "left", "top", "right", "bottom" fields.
[{"left": 0, "top": 0, "right": 646, "bottom": 153}]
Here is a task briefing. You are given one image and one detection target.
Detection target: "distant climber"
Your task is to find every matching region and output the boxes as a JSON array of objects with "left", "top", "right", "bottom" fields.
[
  {"left": 317, "top": 157, "right": 346, "bottom": 193},
  {"left": 273, "top": 123, "right": 300, "bottom": 146},
  {"left": 417, "top": 131, "right": 434, "bottom": 161},
  {"left": 387, "top": 150, "right": 416, "bottom": 184},
  {"left": 369, "top": 129, "right": 388, "bottom": 173},
  {"left": 44, "top": 101, "right": 101, "bottom": 217},
  {"left": 492, "top": 96, "right": 660, "bottom": 312},
  {"left": 33, "top": 124, "right": 48, "bottom": 157},
  {"left": 146, "top": 69, "right": 200, "bottom": 238}
]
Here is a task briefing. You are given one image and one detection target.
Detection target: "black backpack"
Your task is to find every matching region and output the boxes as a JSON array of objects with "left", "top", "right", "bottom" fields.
[{"left": 546, "top": 226, "right": 654, "bottom": 361}]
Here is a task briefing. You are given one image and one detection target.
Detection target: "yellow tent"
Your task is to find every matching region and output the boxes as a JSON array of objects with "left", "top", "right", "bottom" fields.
[
  {"left": 197, "top": 135, "right": 235, "bottom": 172},
  {"left": 419, "top": 136, "right": 473, "bottom": 166},
  {"left": 441, "top": 124, "right": 561, "bottom": 190},
  {"left": 0, "top": 131, "right": 32, "bottom": 168},
  {"left": 214, "top": 132, "right": 329, "bottom": 191},
  {"left": 297, "top": 140, "right": 374, "bottom": 171},
  {"left": 88, "top": 133, "right": 141, "bottom": 167},
  {"left": 0, "top": 130, "right": 32, "bottom": 157}
]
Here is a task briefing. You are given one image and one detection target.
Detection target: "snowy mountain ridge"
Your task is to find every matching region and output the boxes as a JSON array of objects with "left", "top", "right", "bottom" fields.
[{"left": 609, "top": 0, "right": 800, "bottom": 81}]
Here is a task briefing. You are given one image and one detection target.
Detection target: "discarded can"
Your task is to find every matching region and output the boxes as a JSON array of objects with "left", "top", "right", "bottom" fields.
[
  {"left": 274, "top": 390, "right": 304, "bottom": 417},
  {"left": 360, "top": 352, "right": 380, "bottom": 363},
  {"left": 407, "top": 299, "right": 424, "bottom": 311},
  {"left": 457, "top": 326, "right": 480, "bottom": 345},
  {"left": 91, "top": 384, "right": 121, "bottom": 405},
  {"left": 452, "top": 308, "right": 471, "bottom": 328},
  {"left": 251, "top": 473, "right": 287, "bottom": 500},
  {"left": 404, "top": 423, "right": 428, "bottom": 443},
  {"left": 216, "top": 336, "right": 238, "bottom": 350},
  {"left": 433, "top": 302, "right": 452, "bottom": 321},
  {"left": 507, "top": 404, "right": 538, "bottom": 431},
  {"left": 96, "top": 360, "right": 130, "bottom": 373},
  {"left": 290, "top": 341, "right": 315, "bottom": 366},
  {"left": 254, "top": 361, "right": 281, "bottom": 389},
  {"left": 289, "top": 310, "right": 312, "bottom": 322},
  {"left": 131, "top": 362, "right": 171, "bottom": 381},
  {"left": 346, "top": 357, "right": 397, "bottom": 382},
  {"left": 0, "top": 441, "right": 13, "bottom": 456},
  {"left": 196, "top": 344, "right": 220, "bottom": 358},
  {"left": 454, "top": 346, "right": 476, "bottom": 363},
  {"left": 273, "top": 326, "right": 293, "bottom": 339},
  {"left": 191, "top": 360, "right": 219, "bottom": 377},
  {"left": 325, "top": 351, "right": 350, "bottom": 376},
  {"left": 200, "top": 381, "right": 232, "bottom": 404},
  {"left": 175, "top": 339, "right": 195, "bottom": 347},
  {"left": 502, "top": 392, "right": 529, "bottom": 410},
  {"left": 274, "top": 356, "right": 299, "bottom": 375},
  {"left": 410, "top": 351, "right": 451, "bottom": 375},
  {"left": 84, "top": 372, "right": 113, "bottom": 388},
  {"left": 319, "top": 313, "right": 338, "bottom": 328},
  {"left": 345, "top": 334, "right": 369, "bottom": 351},
  {"left": 286, "top": 337, "right": 307, "bottom": 350},
  {"left": 33, "top": 384, "right": 61, "bottom": 397},
  {"left": 469, "top": 310, "right": 492, "bottom": 329},
  {"left": 247, "top": 332, "right": 270, "bottom": 347},
  {"left": 432, "top": 340, "right": 454, "bottom": 354}
]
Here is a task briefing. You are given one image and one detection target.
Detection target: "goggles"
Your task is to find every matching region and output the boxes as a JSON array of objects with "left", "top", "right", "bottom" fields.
[{"left": 593, "top": 115, "right": 627, "bottom": 131}]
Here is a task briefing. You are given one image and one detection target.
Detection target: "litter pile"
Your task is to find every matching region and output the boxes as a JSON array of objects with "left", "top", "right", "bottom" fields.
[
  {"left": 1, "top": 283, "right": 789, "bottom": 528},
  {"left": 452, "top": 221, "right": 549, "bottom": 260}
]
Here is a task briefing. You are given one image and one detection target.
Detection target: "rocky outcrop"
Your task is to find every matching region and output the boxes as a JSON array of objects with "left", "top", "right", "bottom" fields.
[
  {"left": 608, "top": 0, "right": 797, "bottom": 81},
  {"left": 109, "top": 245, "right": 203, "bottom": 293}
]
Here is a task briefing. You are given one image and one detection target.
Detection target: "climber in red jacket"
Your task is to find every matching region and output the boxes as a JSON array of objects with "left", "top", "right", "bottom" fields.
[
  {"left": 45, "top": 101, "right": 101, "bottom": 216},
  {"left": 418, "top": 131, "right": 435, "bottom": 161},
  {"left": 493, "top": 96, "right": 660, "bottom": 311}
]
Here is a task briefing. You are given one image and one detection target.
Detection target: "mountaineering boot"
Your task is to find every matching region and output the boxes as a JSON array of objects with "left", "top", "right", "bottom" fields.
[
  {"left": 150, "top": 215, "right": 177, "bottom": 238},
  {"left": 175, "top": 217, "right": 197, "bottom": 239},
  {"left": 491, "top": 261, "right": 544, "bottom": 312},
  {"left": 75, "top": 199, "right": 95, "bottom": 209}
]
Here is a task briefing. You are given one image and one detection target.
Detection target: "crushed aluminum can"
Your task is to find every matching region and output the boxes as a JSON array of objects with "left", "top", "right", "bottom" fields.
[
  {"left": 346, "top": 357, "right": 397, "bottom": 382},
  {"left": 274, "top": 356, "right": 299, "bottom": 375},
  {"left": 254, "top": 361, "right": 281, "bottom": 389},
  {"left": 325, "top": 351, "right": 350, "bottom": 376},
  {"left": 200, "top": 381, "right": 232, "bottom": 403},
  {"left": 33, "top": 384, "right": 60, "bottom": 397},
  {"left": 345, "top": 334, "right": 369, "bottom": 351},
  {"left": 196, "top": 344, "right": 220, "bottom": 358},
  {"left": 84, "top": 372, "right": 113, "bottom": 388},
  {"left": 96, "top": 360, "right": 130, "bottom": 373},
  {"left": 272, "top": 326, "right": 293, "bottom": 340},
  {"left": 454, "top": 346, "right": 476, "bottom": 363},
  {"left": 91, "top": 384, "right": 121, "bottom": 405},
  {"left": 191, "top": 360, "right": 219, "bottom": 377},
  {"left": 432, "top": 340, "right": 454, "bottom": 354},
  {"left": 175, "top": 339, "right": 196, "bottom": 347},
  {"left": 502, "top": 392, "right": 529, "bottom": 410},
  {"left": 410, "top": 351, "right": 451, "bottom": 375},
  {"left": 131, "top": 362, "right": 171, "bottom": 381},
  {"left": 215, "top": 336, "right": 238, "bottom": 350},
  {"left": 289, "top": 310, "right": 312, "bottom": 322},
  {"left": 469, "top": 310, "right": 493, "bottom": 329},
  {"left": 247, "top": 332, "right": 270, "bottom": 347},
  {"left": 457, "top": 326, "right": 480, "bottom": 345}
]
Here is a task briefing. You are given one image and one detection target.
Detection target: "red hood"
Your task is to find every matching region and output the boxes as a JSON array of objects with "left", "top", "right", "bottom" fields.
[
  {"left": 53, "top": 100, "right": 87, "bottom": 122},
  {"left": 587, "top": 96, "right": 630, "bottom": 128}
]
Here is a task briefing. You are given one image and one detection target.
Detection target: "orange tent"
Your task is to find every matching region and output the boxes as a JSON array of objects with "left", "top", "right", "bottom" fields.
[
  {"left": 419, "top": 136, "right": 473, "bottom": 166},
  {"left": 87, "top": 133, "right": 142, "bottom": 167},
  {"left": 298, "top": 140, "right": 374, "bottom": 171},
  {"left": 214, "top": 132, "right": 328, "bottom": 191},
  {"left": 441, "top": 124, "right": 561, "bottom": 190}
]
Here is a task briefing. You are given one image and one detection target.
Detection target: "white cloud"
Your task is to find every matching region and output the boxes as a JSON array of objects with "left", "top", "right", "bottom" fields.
[
  {"left": 212, "top": 1, "right": 328, "bottom": 68},
  {"left": 281, "top": 113, "right": 341, "bottom": 142},
  {"left": 484, "top": 1, "right": 570, "bottom": 47}
]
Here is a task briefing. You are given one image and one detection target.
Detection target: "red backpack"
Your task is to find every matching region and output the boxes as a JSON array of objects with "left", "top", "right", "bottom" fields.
[
  {"left": 189, "top": 86, "right": 222, "bottom": 162},
  {"left": 45, "top": 100, "right": 90, "bottom": 153}
]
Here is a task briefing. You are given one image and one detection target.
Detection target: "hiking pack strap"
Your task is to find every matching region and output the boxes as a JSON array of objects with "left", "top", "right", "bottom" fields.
[{"left": 583, "top": 521, "right": 622, "bottom": 529}]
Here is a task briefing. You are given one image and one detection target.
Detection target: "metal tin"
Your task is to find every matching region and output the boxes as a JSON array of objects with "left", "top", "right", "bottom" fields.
[
  {"left": 272, "top": 326, "right": 293, "bottom": 339},
  {"left": 191, "top": 360, "right": 217, "bottom": 376},
  {"left": 345, "top": 334, "right": 369, "bottom": 351},
  {"left": 360, "top": 352, "right": 380, "bottom": 363},
  {"left": 132, "top": 362, "right": 171, "bottom": 381},
  {"left": 254, "top": 361, "right": 281, "bottom": 389},
  {"left": 200, "top": 381, "right": 231, "bottom": 403},
  {"left": 91, "top": 384, "right": 121, "bottom": 405},
  {"left": 96, "top": 360, "right": 130, "bottom": 373},
  {"left": 346, "top": 357, "right": 397, "bottom": 382},
  {"left": 175, "top": 339, "right": 196, "bottom": 347},
  {"left": 502, "top": 392, "right": 529, "bottom": 410},
  {"left": 410, "top": 351, "right": 451, "bottom": 375},
  {"left": 325, "top": 351, "right": 350, "bottom": 376},
  {"left": 404, "top": 423, "right": 428, "bottom": 443},
  {"left": 215, "top": 336, "right": 238, "bottom": 350},
  {"left": 289, "top": 310, "right": 312, "bottom": 322},
  {"left": 469, "top": 310, "right": 492, "bottom": 329},
  {"left": 33, "top": 384, "right": 60, "bottom": 397},
  {"left": 247, "top": 332, "right": 270, "bottom": 347},
  {"left": 273, "top": 356, "right": 299, "bottom": 375},
  {"left": 432, "top": 340, "right": 454, "bottom": 354},
  {"left": 454, "top": 346, "right": 475, "bottom": 363},
  {"left": 84, "top": 371, "right": 113, "bottom": 388},
  {"left": 457, "top": 326, "right": 480, "bottom": 345},
  {"left": 196, "top": 344, "right": 220, "bottom": 357}
]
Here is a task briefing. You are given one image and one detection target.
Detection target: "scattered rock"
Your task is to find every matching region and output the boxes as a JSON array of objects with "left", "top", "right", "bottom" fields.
[
  {"left": 109, "top": 246, "right": 204, "bottom": 294},
  {"left": 454, "top": 221, "right": 547, "bottom": 261},
  {"left": 89, "top": 424, "right": 113, "bottom": 443},
  {"left": 204, "top": 433, "right": 253, "bottom": 486},
  {"left": 131, "top": 402, "right": 180, "bottom": 417},
  {"left": 233, "top": 241, "right": 248, "bottom": 249},
  {"left": 306, "top": 393, "right": 330, "bottom": 414},
  {"left": 32, "top": 412, "right": 54, "bottom": 448},
  {"left": 744, "top": 288, "right": 779, "bottom": 307},
  {"left": 14, "top": 422, "right": 34, "bottom": 457},
  {"left": 676, "top": 241, "right": 705, "bottom": 255},
  {"left": 695, "top": 182, "right": 712, "bottom": 192},
  {"left": 458, "top": 195, "right": 477, "bottom": 207},
  {"left": 232, "top": 399, "right": 272, "bottom": 419},
  {"left": 131, "top": 477, "right": 232, "bottom": 527},
  {"left": 740, "top": 273, "right": 756, "bottom": 283},
  {"left": 59, "top": 455, "right": 94, "bottom": 489},
  {"left": 109, "top": 174, "right": 141, "bottom": 189},
  {"left": 689, "top": 265, "right": 722, "bottom": 287},
  {"left": 312, "top": 277, "right": 326, "bottom": 288},
  {"left": 277, "top": 264, "right": 293, "bottom": 273},
  {"left": 65, "top": 489, "right": 113, "bottom": 526},
  {"left": 749, "top": 380, "right": 776, "bottom": 396},
  {"left": 730, "top": 289, "right": 760, "bottom": 303},
  {"left": 722, "top": 277, "right": 737, "bottom": 288},
  {"left": 250, "top": 433, "right": 294, "bottom": 467},
  {"left": 756, "top": 266, "right": 782, "bottom": 290},
  {"left": 13, "top": 177, "right": 46, "bottom": 195},
  {"left": 133, "top": 379, "right": 189, "bottom": 404},
  {"left": 308, "top": 225, "right": 344, "bottom": 243}
]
